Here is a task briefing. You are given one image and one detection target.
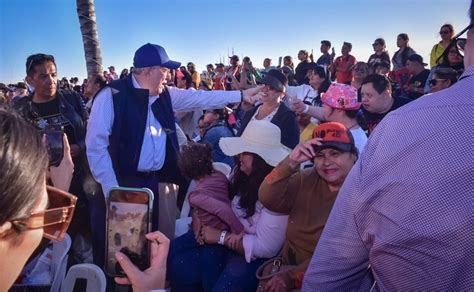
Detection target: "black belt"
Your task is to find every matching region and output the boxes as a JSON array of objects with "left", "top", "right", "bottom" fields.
[{"left": 135, "top": 171, "right": 159, "bottom": 178}]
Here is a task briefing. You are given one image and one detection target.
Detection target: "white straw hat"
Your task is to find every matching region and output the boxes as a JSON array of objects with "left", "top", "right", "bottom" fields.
[{"left": 219, "top": 120, "right": 290, "bottom": 166}]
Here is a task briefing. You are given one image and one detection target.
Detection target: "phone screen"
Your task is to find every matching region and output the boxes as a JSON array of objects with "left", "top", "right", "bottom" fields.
[
  {"left": 105, "top": 187, "right": 153, "bottom": 277},
  {"left": 43, "top": 125, "right": 64, "bottom": 167}
]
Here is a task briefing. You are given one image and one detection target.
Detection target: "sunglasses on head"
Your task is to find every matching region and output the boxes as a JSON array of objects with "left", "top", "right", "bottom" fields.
[
  {"left": 26, "top": 54, "right": 55, "bottom": 75},
  {"left": 11, "top": 186, "right": 77, "bottom": 241},
  {"left": 429, "top": 79, "right": 446, "bottom": 86}
]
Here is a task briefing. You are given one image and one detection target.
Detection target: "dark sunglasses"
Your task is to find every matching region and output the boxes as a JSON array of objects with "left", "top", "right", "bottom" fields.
[
  {"left": 439, "top": 30, "right": 451, "bottom": 35},
  {"left": 10, "top": 186, "right": 77, "bottom": 241},
  {"left": 262, "top": 84, "right": 278, "bottom": 92},
  {"left": 372, "top": 43, "right": 380, "bottom": 47},
  {"left": 429, "top": 79, "right": 446, "bottom": 86}
]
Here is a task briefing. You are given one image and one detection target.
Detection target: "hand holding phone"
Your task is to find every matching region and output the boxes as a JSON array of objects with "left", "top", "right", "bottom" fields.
[
  {"left": 114, "top": 231, "right": 170, "bottom": 291},
  {"left": 106, "top": 187, "right": 154, "bottom": 277},
  {"left": 49, "top": 134, "right": 74, "bottom": 192},
  {"left": 43, "top": 125, "right": 64, "bottom": 167}
]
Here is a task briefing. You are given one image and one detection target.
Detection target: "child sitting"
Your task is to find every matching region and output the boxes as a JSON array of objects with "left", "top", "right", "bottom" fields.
[{"left": 178, "top": 143, "right": 243, "bottom": 234}]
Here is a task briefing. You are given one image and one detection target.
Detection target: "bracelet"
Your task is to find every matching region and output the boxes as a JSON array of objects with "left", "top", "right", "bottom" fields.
[
  {"left": 240, "top": 90, "right": 244, "bottom": 102},
  {"left": 218, "top": 230, "right": 227, "bottom": 245},
  {"left": 302, "top": 104, "right": 309, "bottom": 114}
]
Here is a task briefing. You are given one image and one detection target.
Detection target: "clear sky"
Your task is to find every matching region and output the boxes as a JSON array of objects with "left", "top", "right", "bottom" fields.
[{"left": 0, "top": 0, "right": 470, "bottom": 84}]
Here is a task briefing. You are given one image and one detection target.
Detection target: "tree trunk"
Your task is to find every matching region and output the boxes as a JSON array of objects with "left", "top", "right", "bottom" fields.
[{"left": 76, "top": 0, "right": 103, "bottom": 79}]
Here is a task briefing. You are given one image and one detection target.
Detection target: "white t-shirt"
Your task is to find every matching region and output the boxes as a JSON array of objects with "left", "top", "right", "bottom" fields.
[
  {"left": 350, "top": 127, "right": 368, "bottom": 154},
  {"left": 231, "top": 196, "right": 288, "bottom": 263}
]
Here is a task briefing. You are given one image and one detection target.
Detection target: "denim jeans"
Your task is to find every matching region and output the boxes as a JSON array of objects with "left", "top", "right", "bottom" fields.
[
  {"left": 167, "top": 230, "right": 228, "bottom": 292},
  {"left": 167, "top": 230, "right": 267, "bottom": 292},
  {"left": 212, "top": 252, "right": 266, "bottom": 292}
]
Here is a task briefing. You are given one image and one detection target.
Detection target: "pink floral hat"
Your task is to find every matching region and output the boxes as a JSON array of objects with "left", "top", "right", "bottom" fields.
[{"left": 321, "top": 83, "right": 361, "bottom": 110}]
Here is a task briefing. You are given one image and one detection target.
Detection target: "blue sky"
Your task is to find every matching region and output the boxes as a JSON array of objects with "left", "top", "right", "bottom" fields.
[{"left": 0, "top": 0, "right": 469, "bottom": 84}]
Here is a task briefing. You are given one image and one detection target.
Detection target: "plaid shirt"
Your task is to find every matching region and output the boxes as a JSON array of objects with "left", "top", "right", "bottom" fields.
[{"left": 303, "top": 65, "right": 474, "bottom": 291}]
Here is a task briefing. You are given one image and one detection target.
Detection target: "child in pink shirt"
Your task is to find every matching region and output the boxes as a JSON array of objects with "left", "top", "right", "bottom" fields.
[{"left": 178, "top": 143, "right": 243, "bottom": 234}]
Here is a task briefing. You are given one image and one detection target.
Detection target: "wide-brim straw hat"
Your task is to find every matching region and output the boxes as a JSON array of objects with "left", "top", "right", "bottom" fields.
[{"left": 219, "top": 120, "right": 290, "bottom": 166}]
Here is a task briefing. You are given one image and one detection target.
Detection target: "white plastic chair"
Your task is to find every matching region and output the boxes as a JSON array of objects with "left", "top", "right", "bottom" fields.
[
  {"left": 158, "top": 183, "right": 180, "bottom": 240},
  {"left": 60, "top": 263, "right": 106, "bottom": 292},
  {"left": 174, "top": 162, "right": 232, "bottom": 238},
  {"left": 50, "top": 234, "right": 72, "bottom": 292},
  {"left": 212, "top": 162, "right": 232, "bottom": 178}
]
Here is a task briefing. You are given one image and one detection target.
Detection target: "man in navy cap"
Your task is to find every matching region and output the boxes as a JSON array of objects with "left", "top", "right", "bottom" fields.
[{"left": 86, "top": 43, "right": 259, "bottom": 268}]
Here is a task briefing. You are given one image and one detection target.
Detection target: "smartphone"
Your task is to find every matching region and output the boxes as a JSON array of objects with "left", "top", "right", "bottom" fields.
[
  {"left": 42, "top": 125, "right": 64, "bottom": 167},
  {"left": 105, "top": 187, "right": 154, "bottom": 277},
  {"left": 278, "top": 56, "right": 282, "bottom": 68}
]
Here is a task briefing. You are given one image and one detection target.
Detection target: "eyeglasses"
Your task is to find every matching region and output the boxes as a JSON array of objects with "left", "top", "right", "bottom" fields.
[
  {"left": 452, "top": 23, "right": 473, "bottom": 52},
  {"left": 10, "top": 186, "right": 77, "bottom": 241},
  {"left": 429, "top": 79, "right": 447, "bottom": 86},
  {"left": 372, "top": 43, "right": 380, "bottom": 47},
  {"left": 439, "top": 30, "right": 451, "bottom": 35}
]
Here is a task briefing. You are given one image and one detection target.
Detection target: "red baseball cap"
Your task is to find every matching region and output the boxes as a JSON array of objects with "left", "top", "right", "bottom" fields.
[{"left": 312, "top": 122, "right": 355, "bottom": 152}]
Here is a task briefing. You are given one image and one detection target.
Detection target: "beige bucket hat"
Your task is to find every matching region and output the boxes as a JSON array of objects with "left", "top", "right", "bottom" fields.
[{"left": 219, "top": 120, "right": 290, "bottom": 166}]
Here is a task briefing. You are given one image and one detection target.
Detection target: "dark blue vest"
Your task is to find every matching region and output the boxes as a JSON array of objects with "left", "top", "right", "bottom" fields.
[{"left": 108, "top": 75, "right": 182, "bottom": 184}]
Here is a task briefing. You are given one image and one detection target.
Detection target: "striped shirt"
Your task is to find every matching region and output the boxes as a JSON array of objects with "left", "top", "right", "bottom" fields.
[{"left": 303, "top": 65, "right": 474, "bottom": 291}]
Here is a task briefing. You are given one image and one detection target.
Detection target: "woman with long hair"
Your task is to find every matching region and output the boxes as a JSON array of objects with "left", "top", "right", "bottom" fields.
[
  {"left": 287, "top": 63, "right": 331, "bottom": 108},
  {"left": 424, "top": 41, "right": 464, "bottom": 93},
  {"left": 0, "top": 107, "right": 75, "bottom": 290},
  {"left": 392, "top": 33, "right": 417, "bottom": 70},
  {"left": 168, "top": 121, "right": 290, "bottom": 291},
  {"left": 430, "top": 24, "right": 455, "bottom": 67},
  {"left": 390, "top": 33, "right": 417, "bottom": 98},
  {"left": 351, "top": 62, "right": 369, "bottom": 90}
]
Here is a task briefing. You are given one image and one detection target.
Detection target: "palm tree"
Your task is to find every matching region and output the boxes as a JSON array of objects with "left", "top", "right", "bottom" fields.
[{"left": 76, "top": 0, "right": 103, "bottom": 79}]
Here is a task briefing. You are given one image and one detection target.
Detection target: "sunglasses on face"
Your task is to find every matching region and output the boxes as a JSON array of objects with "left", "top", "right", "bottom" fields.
[
  {"left": 440, "top": 30, "right": 451, "bottom": 35},
  {"left": 11, "top": 186, "right": 77, "bottom": 241},
  {"left": 262, "top": 84, "right": 277, "bottom": 92},
  {"left": 372, "top": 43, "right": 380, "bottom": 47},
  {"left": 429, "top": 79, "right": 446, "bottom": 86}
]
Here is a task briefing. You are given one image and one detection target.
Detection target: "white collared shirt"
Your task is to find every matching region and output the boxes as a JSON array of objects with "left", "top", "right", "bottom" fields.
[{"left": 86, "top": 76, "right": 241, "bottom": 196}]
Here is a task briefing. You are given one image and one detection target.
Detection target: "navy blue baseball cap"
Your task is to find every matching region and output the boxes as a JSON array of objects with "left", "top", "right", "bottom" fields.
[{"left": 133, "top": 43, "right": 181, "bottom": 69}]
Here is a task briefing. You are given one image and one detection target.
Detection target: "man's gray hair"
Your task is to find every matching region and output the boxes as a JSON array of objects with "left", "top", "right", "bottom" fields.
[
  {"left": 132, "top": 65, "right": 163, "bottom": 76},
  {"left": 132, "top": 67, "right": 145, "bottom": 75}
]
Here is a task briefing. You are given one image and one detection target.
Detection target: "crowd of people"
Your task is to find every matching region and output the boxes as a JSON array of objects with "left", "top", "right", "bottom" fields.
[{"left": 0, "top": 3, "right": 473, "bottom": 291}]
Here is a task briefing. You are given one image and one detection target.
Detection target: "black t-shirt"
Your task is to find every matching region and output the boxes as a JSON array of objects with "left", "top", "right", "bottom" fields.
[
  {"left": 295, "top": 60, "right": 310, "bottom": 85},
  {"left": 32, "top": 98, "right": 77, "bottom": 145},
  {"left": 408, "top": 69, "right": 430, "bottom": 100},
  {"left": 367, "top": 51, "right": 391, "bottom": 73},
  {"left": 363, "top": 97, "right": 409, "bottom": 136}
]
